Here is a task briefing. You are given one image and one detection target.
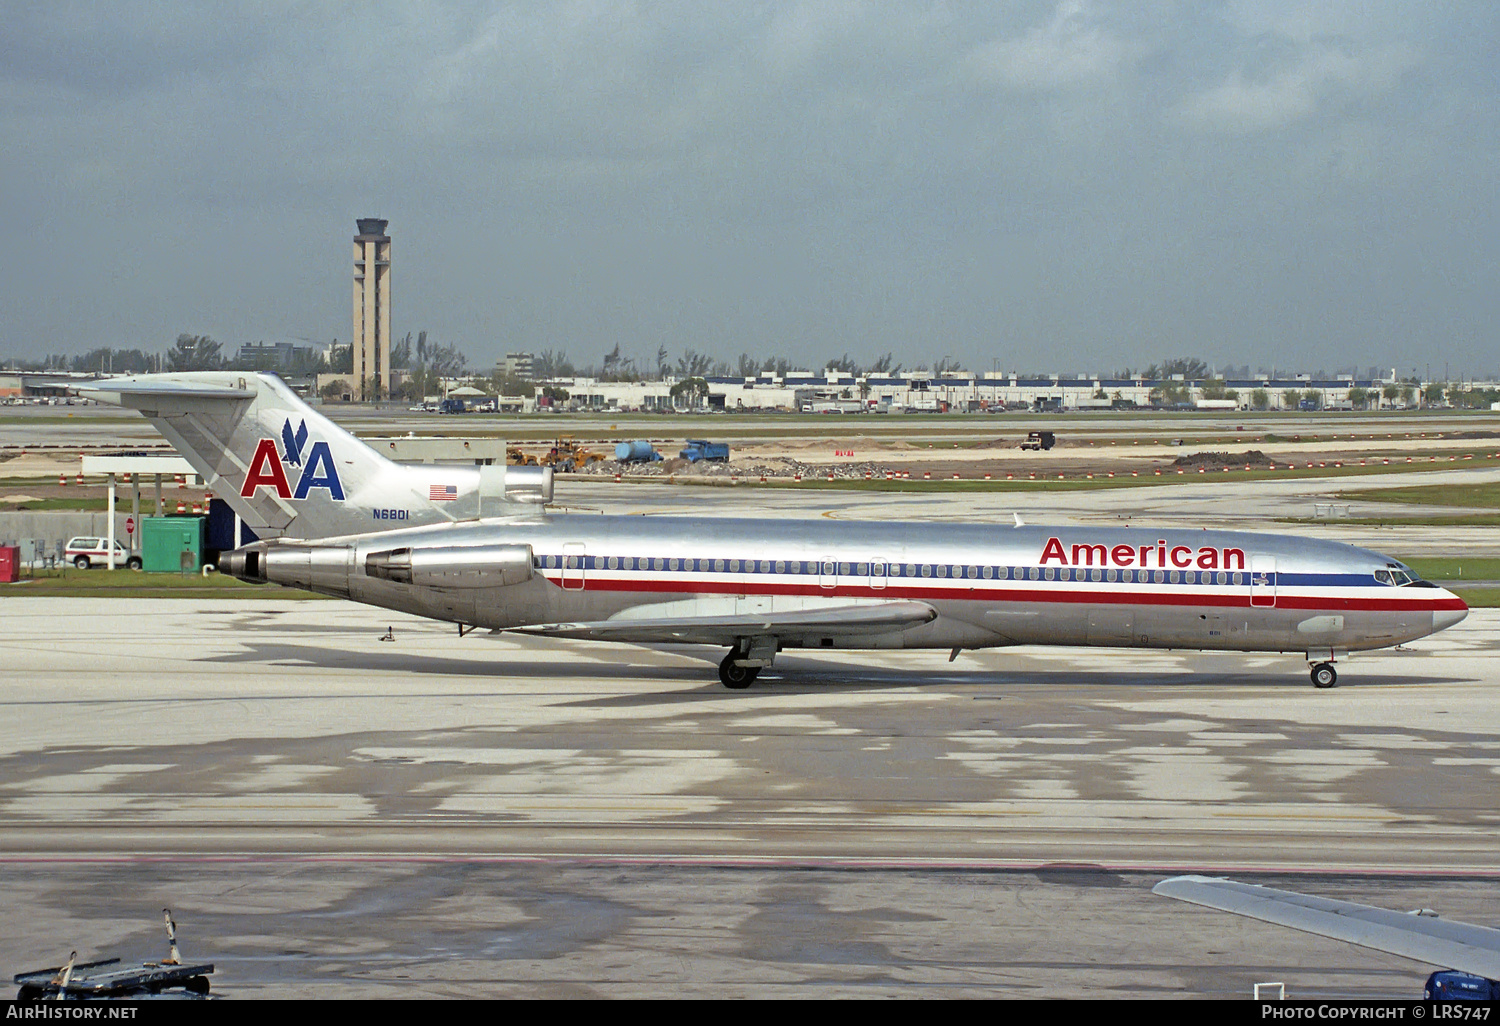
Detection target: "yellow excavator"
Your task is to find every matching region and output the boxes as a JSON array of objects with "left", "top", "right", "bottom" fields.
[{"left": 540, "top": 436, "right": 605, "bottom": 472}]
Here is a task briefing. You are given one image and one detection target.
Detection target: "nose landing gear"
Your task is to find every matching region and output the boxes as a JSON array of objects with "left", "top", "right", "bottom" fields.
[{"left": 1310, "top": 662, "right": 1338, "bottom": 688}]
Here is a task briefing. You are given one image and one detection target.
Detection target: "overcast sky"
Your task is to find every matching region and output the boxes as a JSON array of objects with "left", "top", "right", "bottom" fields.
[{"left": 3, "top": 1, "right": 1496, "bottom": 377}]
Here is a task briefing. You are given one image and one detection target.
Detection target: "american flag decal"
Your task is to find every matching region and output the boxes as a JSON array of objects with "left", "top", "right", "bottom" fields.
[{"left": 429, "top": 485, "right": 458, "bottom": 501}]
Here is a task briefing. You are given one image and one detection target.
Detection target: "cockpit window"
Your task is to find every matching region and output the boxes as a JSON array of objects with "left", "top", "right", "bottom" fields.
[{"left": 1376, "top": 566, "right": 1420, "bottom": 587}]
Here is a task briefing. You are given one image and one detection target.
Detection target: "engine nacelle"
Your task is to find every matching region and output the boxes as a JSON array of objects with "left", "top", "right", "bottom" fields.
[
  {"left": 219, "top": 541, "right": 353, "bottom": 597},
  {"left": 364, "top": 544, "right": 534, "bottom": 589},
  {"left": 496, "top": 465, "right": 552, "bottom": 505},
  {"left": 222, "top": 540, "right": 535, "bottom": 595}
]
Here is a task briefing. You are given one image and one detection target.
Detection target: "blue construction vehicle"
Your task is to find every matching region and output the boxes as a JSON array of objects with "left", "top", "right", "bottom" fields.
[{"left": 679, "top": 439, "right": 729, "bottom": 463}]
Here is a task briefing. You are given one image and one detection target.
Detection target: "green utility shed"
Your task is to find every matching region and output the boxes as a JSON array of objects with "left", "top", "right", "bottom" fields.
[{"left": 141, "top": 516, "right": 206, "bottom": 573}]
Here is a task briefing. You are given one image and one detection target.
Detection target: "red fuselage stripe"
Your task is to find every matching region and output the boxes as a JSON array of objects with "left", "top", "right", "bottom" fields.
[{"left": 537, "top": 574, "right": 1465, "bottom": 613}]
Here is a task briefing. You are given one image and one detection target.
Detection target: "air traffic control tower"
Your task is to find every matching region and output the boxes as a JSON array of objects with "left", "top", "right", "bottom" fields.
[{"left": 352, "top": 218, "right": 391, "bottom": 400}]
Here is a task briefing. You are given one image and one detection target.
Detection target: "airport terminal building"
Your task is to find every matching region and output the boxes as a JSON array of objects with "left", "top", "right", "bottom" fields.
[{"left": 528, "top": 370, "right": 1417, "bottom": 414}]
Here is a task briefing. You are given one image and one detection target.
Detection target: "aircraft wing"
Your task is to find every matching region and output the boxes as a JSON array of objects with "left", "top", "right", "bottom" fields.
[
  {"left": 1153, "top": 876, "right": 1500, "bottom": 979},
  {"left": 510, "top": 599, "right": 937, "bottom": 646}
]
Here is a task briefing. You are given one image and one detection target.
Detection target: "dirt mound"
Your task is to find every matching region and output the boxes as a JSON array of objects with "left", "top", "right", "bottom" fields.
[
  {"left": 1171, "top": 450, "right": 1272, "bottom": 468},
  {"left": 579, "top": 455, "right": 902, "bottom": 480}
]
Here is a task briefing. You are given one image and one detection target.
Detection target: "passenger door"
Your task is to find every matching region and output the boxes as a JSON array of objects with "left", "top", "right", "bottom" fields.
[{"left": 1250, "top": 554, "right": 1276, "bottom": 608}]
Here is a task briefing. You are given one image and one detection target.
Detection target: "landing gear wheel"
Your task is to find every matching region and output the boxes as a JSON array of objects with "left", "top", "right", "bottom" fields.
[
  {"left": 1311, "top": 663, "right": 1337, "bottom": 688},
  {"left": 718, "top": 651, "right": 760, "bottom": 689}
]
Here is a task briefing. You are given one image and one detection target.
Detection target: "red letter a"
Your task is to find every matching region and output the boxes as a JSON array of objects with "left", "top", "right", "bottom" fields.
[{"left": 241, "top": 438, "right": 292, "bottom": 498}]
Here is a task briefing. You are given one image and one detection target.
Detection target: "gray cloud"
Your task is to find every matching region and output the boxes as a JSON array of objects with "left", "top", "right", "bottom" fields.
[{"left": 2, "top": 1, "right": 1496, "bottom": 377}]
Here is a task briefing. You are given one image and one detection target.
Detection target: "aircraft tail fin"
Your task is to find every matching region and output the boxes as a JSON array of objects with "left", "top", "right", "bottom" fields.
[{"left": 78, "top": 372, "right": 547, "bottom": 539}]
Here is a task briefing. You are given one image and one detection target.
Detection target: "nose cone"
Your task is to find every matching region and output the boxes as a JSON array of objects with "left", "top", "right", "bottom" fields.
[{"left": 1433, "top": 595, "right": 1469, "bottom": 633}]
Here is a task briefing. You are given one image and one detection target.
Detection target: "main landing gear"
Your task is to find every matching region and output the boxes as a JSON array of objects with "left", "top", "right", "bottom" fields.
[
  {"left": 718, "top": 650, "right": 760, "bottom": 689},
  {"left": 1310, "top": 662, "right": 1338, "bottom": 688},
  {"left": 718, "top": 638, "right": 778, "bottom": 689}
]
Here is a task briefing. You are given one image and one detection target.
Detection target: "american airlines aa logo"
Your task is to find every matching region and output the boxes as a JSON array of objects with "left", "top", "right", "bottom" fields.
[{"left": 241, "top": 418, "right": 345, "bottom": 500}]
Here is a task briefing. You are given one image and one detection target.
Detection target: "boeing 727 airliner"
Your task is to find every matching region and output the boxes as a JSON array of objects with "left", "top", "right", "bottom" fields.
[{"left": 79, "top": 373, "right": 1468, "bottom": 689}]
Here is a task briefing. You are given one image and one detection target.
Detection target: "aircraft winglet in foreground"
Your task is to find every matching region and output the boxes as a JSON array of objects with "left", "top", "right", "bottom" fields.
[
  {"left": 1154, "top": 876, "right": 1500, "bottom": 999},
  {"left": 79, "top": 373, "right": 1468, "bottom": 688}
]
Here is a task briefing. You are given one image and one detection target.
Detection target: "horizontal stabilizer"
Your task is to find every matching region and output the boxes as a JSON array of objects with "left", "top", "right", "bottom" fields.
[
  {"left": 512, "top": 600, "right": 937, "bottom": 646},
  {"left": 1154, "top": 876, "right": 1500, "bottom": 979},
  {"left": 76, "top": 380, "right": 255, "bottom": 402}
]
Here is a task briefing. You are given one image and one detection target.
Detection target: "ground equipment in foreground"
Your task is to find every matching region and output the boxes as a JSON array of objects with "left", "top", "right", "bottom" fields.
[{"left": 14, "top": 910, "right": 214, "bottom": 1000}]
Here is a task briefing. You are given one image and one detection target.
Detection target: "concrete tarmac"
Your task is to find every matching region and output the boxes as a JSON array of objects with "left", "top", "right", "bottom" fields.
[
  {"left": 4, "top": 458, "right": 1498, "bottom": 998},
  {"left": 2, "top": 596, "right": 1497, "bottom": 997}
]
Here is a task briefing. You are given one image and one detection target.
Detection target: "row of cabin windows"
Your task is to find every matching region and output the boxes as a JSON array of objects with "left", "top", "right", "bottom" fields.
[{"left": 537, "top": 554, "right": 1254, "bottom": 587}]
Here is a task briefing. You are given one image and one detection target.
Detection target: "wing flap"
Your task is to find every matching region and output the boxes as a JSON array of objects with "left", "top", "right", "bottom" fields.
[
  {"left": 511, "top": 600, "right": 937, "bottom": 645},
  {"left": 1154, "top": 876, "right": 1500, "bottom": 979}
]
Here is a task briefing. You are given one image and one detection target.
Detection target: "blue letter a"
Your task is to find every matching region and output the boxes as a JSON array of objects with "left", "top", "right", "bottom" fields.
[{"left": 294, "top": 441, "right": 345, "bottom": 500}]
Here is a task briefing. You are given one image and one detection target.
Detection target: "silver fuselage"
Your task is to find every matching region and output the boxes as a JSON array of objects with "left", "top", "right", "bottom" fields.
[{"left": 238, "top": 513, "right": 1468, "bottom": 657}]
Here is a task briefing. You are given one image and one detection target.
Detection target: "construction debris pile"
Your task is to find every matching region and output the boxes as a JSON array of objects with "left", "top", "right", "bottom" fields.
[
  {"left": 1170, "top": 449, "right": 1274, "bottom": 469},
  {"left": 578, "top": 456, "right": 901, "bottom": 480}
]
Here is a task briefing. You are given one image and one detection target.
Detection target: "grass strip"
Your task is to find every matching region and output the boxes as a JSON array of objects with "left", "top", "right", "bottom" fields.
[
  {"left": 1346, "top": 481, "right": 1500, "bottom": 509},
  {"left": 1395, "top": 558, "right": 1500, "bottom": 582}
]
